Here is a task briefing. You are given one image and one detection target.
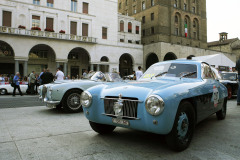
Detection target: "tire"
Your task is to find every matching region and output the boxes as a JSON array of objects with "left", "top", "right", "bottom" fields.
[
  {"left": 0, "top": 89, "right": 7, "bottom": 95},
  {"left": 62, "top": 90, "right": 83, "bottom": 113},
  {"left": 227, "top": 85, "right": 232, "bottom": 99},
  {"left": 165, "top": 101, "right": 195, "bottom": 152},
  {"left": 89, "top": 121, "right": 116, "bottom": 134},
  {"left": 216, "top": 98, "right": 227, "bottom": 120}
]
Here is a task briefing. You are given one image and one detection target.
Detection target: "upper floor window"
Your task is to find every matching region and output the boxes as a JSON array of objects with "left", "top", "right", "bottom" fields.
[
  {"left": 82, "top": 23, "right": 88, "bottom": 36},
  {"left": 184, "top": 3, "right": 187, "bottom": 11},
  {"left": 175, "top": 28, "right": 179, "bottom": 36},
  {"left": 119, "top": 2, "right": 122, "bottom": 9},
  {"left": 192, "top": 7, "right": 196, "bottom": 13},
  {"left": 83, "top": 2, "right": 89, "bottom": 14},
  {"left": 174, "top": 0, "right": 178, "bottom": 8},
  {"left": 71, "top": 0, "right": 77, "bottom": 12},
  {"left": 151, "top": 13, "right": 154, "bottom": 21},
  {"left": 128, "top": 22, "right": 132, "bottom": 33},
  {"left": 175, "top": 15, "right": 178, "bottom": 23},
  {"left": 142, "top": 16, "right": 145, "bottom": 24},
  {"left": 47, "top": 0, "right": 53, "bottom": 7},
  {"left": 2, "top": 11, "right": 12, "bottom": 27},
  {"left": 133, "top": 6, "right": 136, "bottom": 14},
  {"left": 151, "top": 27, "right": 155, "bottom": 34},
  {"left": 120, "top": 20, "right": 124, "bottom": 32},
  {"left": 70, "top": 21, "right": 77, "bottom": 35},
  {"left": 136, "top": 26, "right": 139, "bottom": 34},
  {"left": 125, "top": 0, "right": 128, "bottom": 6},
  {"left": 32, "top": 15, "right": 40, "bottom": 28},
  {"left": 142, "top": 29, "right": 145, "bottom": 36},
  {"left": 102, "top": 27, "right": 107, "bottom": 39},
  {"left": 46, "top": 17, "right": 54, "bottom": 30},
  {"left": 33, "top": 0, "right": 40, "bottom": 5},
  {"left": 151, "top": 0, "right": 154, "bottom": 6},
  {"left": 142, "top": 1, "right": 146, "bottom": 10}
]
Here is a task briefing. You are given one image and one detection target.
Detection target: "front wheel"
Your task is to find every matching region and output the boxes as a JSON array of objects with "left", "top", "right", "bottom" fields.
[
  {"left": 216, "top": 98, "right": 227, "bottom": 120},
  {"left": 0, "top": 89, "right": 7, "bottom": 95},
  {"left": 62, "top": 90, "right": 83, "bottom": 113},
  {"left": 89, "top": 121, "right": 116, "bottom": 134},
  {"left": 165, "top": 101, "right": 195, "bottom": 152}
]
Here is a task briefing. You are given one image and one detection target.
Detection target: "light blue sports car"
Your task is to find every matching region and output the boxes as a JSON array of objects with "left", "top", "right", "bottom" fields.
[{"left": 81, "top": 60, "right": 228, "bottom": 151}]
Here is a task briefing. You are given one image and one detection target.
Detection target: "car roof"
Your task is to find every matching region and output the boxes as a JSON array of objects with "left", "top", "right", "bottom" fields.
[{"left": 154, "top": 60, "right": 204, "bottom": 66}]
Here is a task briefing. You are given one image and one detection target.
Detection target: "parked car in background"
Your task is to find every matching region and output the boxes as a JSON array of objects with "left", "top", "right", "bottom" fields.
[
  {"left": 81, "top": 60, "right": 228, "bottom": 151},
  {"left": 40, "top": 72, "right": 122, "bottom": 113},
  {"left": 0, "top": 82, "right": 28, "bottom": 95},
  {"left": 220, "top": 72, "right": 238, "bottom": 99}
]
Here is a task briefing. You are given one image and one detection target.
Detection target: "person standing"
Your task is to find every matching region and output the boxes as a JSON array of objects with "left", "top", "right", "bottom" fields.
[
  {"left": 55, "top": 67, "right": 64, "bottom": 81},
  {"left": 236, "top": 58, "right": 240, "bottom": 105},
  {"left": 12, "top": 72, "right": 23, "bottom": 96},
  {"left": 136, "top": 66, "right": 143, "bottom": 80},
  {"left": 83, "top": 70, "right": 88, "bottom": 78},
  {"left": 29, "top": 71, "right": 36, "bottom": 95},
  {"left": 41, "top": 68, "right": 54, "bottom": 84},
  {"left": 38, "top": 69, "right": 46, "bottom": 85}
]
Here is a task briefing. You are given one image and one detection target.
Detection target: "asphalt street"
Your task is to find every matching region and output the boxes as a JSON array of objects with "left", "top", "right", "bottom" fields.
[{"left": 0, "top": 96, "right": 240, "bottom": 160}]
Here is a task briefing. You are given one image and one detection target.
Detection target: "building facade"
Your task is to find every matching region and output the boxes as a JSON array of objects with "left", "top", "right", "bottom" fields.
[
  {"left": 118, "top": 0, "right": 236, "bottom": 69},
  {"left": 0, "top": 0, "right": 143, "bottom": 78}
]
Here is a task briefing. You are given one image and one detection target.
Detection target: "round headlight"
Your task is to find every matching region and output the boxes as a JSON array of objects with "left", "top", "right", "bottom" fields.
[
  {"left": 145, "top": 95, "right": 164, "bottom": 116},
  {"left": 80, "top": 91, "right": 92, "bottom": 108}
]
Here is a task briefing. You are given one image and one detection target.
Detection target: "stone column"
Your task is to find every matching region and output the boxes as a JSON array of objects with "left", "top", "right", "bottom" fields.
[
  {"left": 15, "top": 60, "right": 19, "bottom": 74},
  {"left": 23, "top": 61, "right": 28, "bottom": 76},
  {"left": 64, "top": 62, "right": 67, "bottom": 76},
  {"left": 90, "top": 64, "right": 94, "bottom": 71},
  {"left": 97, "top": 64, "right": 100, "bottom": 71}
]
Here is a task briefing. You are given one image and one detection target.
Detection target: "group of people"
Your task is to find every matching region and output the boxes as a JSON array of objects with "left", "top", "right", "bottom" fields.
[{"left": 11, "top": 67, "right": 65, "bottom": 96}]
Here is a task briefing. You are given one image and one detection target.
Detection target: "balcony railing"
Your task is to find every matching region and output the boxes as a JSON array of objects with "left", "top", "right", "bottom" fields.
[{"left": 0, "top": 26, "right": 97, "bottom": 43}]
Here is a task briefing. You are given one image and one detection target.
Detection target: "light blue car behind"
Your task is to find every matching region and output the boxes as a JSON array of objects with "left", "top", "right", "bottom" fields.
[{"left": 81, "top": 60, "right": 228, "bottom": 151}]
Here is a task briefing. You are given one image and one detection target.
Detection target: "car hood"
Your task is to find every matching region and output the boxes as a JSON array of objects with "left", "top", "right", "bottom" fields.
[{"left": 98, "top": 78, "right": 201, "bottom": 100}]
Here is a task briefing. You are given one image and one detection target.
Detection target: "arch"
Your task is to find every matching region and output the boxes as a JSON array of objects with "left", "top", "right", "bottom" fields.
[
  {"left": 28, "top": 44, "right": 56, "bottom": 75},
  {"left": 119, "top": 53, "right": 133, "bottom": 77},
  {"left": 128, "top": 22, "right": 132, "bottom": 33},
  {"left": 100, "top": 56, "right": 109, "bottom": 62},
  {"left": 193, "top": 18, "right": 199, "bottom": 40},
  {"left": 174, "top": 12, "right": 181, "bottom": 36},
  {"left": 0, "top": 40, "right": 15, "bottom": 75},
  {"left": 146, "top": 53, "right": 159, "bottom": 69},
  {"left": 68, "top": 47, "right": 90, "bottom": 78},
  {"left": 120, "top": 20, "right": 124, "bottom": 32},
  {"left": 164, "top": 52, "right": 177, "bottom": 61}
]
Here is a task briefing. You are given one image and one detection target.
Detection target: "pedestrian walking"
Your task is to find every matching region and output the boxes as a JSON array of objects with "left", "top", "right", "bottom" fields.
[
  {"left": 29, "top": 71, "right": 36, "bottom": 94},
  {"left": 55, "top": 67, "right": 64, "bottom": 80},
  {"left": 236, "top": 58, "right": 240, "bottom": 105},
  {"left": 12, "top": 72, "right": 23, "bottom": 96},
  {"left": 40, "top": 68, "right": 54, "bottom": 84},
  {"left": 136, "top": 66, "right": 143, "bottom": 80}
]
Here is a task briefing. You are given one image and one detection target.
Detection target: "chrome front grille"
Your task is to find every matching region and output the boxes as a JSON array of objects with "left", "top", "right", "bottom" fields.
[
  {"left": 42, "top": 85, "right": 47, "bottom": 99},
  {"left": 104, "top": 96, "right": 139, "bottom": 118}
]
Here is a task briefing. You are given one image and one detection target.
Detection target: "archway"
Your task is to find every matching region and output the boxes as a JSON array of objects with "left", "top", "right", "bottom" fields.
[
  {"left": 119, "top": 53, "right": 133, "bottom": 77},
  {"left": 146, "top": 53, "right": 159, "bottom": 69},
  {"left": 0, "top": 40, "right": 16, "bottom": 75},
  {"left": 28, "top": 44, "right": 56, "bottom": 75},
  {"left": 100, "top": 56, "right": 109, "bottom": 73},
  {"left": 164, "top": 52, "right": 177, "bottom": 61},
  {"left": 68, "top": 47, "right": 90, "bottom": 79}
]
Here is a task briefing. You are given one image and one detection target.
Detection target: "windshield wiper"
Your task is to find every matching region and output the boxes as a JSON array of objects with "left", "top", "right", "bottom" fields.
[
  {"left": 180, "top": 71, "right": 197, "bottom": 79},
  {"left": 151, "top": 72, "right": 168, "bottom": 79}
]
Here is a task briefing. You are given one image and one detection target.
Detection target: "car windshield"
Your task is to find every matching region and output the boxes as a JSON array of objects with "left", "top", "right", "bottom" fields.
[
  {"left": 90, "top": 72, "right": 122, "bottom": 82},
  {"left": 140, "top": 63, "right": 197, "bottom": 80},
  {"left": 221, "top": 73, "right": 237, "bottom": 81}
]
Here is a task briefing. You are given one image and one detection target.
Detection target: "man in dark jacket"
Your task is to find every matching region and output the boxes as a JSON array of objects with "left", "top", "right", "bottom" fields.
[
  {"left": 40, "top": 68, "right": 54, "bottom": 85},
  {"left": 235, "top": 58, "right": 240, "bottom": 105}
]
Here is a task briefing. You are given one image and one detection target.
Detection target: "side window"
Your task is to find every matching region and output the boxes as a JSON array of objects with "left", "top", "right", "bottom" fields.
[{"left": 201, "top": 64, "right": 214, "bottom": 79}]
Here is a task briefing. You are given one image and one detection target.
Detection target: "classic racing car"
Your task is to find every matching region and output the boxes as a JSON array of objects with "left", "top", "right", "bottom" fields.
[
  {"left": 220, "top": 72, "right": 238, "bottom": 99},
  {"left": 40, "top": 71, "right": 122, "bottom": 113},
  {"left": 81, "top": 60, "right": 228, "bottom": 151},
  {"left": 0, "top": 82, "right": 28, "bottom": 95}
]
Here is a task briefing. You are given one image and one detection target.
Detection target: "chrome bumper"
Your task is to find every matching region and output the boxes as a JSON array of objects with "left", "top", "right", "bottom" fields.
[{"left": 44, "top": 98, "right": 60, "bottom": 108}]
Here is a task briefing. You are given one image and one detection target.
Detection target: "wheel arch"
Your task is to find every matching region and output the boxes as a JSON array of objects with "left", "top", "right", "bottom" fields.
[
  {"left": 179, "top": 97, "right": 198, "bottom": 123},
  {"left": 60, "top": 88, "right": 84, "bottom": 104}
]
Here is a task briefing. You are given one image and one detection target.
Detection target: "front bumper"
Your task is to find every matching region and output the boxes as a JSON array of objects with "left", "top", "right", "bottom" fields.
[{"left": 44, "top": 98, "right": 60, "bottom": 108}]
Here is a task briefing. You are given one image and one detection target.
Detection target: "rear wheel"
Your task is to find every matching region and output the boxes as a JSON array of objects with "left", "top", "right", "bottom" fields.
[
  {"left": 0, "top": 89, "right": 7, "bottom": 95},
  {"left": 89, "top": 121, "right": 116, "bottom": 134},
  {"left": 216, "top": 98, "right": 227, "bottom": 120},
  {"left": 62, "top": 90, "right": 83, "bottom": 113},
  {"left": 165, "top": 101, "right": 195, "bottom": 152},
  {"left": 227, "top": 85, "right": 232, "bottom": 99}
]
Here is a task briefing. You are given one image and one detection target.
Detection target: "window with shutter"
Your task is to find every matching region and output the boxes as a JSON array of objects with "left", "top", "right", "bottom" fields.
[
  {"left": 46, "top": 18, "right": 54, "bottom": 30},
  {"left": 128, "top": 22, "right": 132, "bottom": 33},
  {"left": 47, "top": 0, "right": 54, "bottom": 7},
  {"left": 32, "top": 15, "right": 40, "bottom": 27},
  {"left": 2, "top": 11, "right": 12, "bottom": 27},
  {"left": 102, "top": 27, "right": 107, "bottom": 39},
  {"left": 83, "top": 2, "right": 89, "bottom": 14},
  {"left": 82, "top": 23, "right": 88, "bottom": 36},
  {"left": 120, "top": 21, "right": 124, "bottom": 32},
  {"left": 70, "top": 21, "right": 77, "bottom": 35},
  {"left": 136, "top": 26, "right": 139, "bottom": 34}
]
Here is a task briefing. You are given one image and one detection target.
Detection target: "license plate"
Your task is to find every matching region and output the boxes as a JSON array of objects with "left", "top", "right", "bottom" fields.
[{"left": 112, "top": 118, "right": 130, "bottom": 126}]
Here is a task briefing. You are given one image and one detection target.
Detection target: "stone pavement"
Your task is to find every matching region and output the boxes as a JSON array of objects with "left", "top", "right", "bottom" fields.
[{"left": 0, "top": 100, "right": 240, "bottom": 160}]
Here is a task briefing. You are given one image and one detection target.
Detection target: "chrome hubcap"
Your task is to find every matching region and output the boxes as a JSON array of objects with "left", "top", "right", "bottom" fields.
[
  {"left": 0, "top": 89, "right": 6, "bottom": 95},
  {"left": 177, "top": 112, "right": 189, "bottom": 141},
  {"left": 67, "top": 93, "right": 81, "bottom": 109}
]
